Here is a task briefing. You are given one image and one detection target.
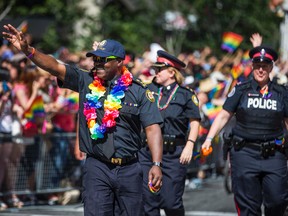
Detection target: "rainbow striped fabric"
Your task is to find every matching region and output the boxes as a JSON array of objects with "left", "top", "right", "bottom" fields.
[
  {"left": 202, "top": 102, "right": 222, "bottom": 123},
  {"left": 208, "top": 82, "right": 226, "bottom": 100},
  {"left": 241, "top": 50, "right": 250, "bottom": 64},
  {"left": 221, "top": 32, "right": 243, "bottom": 53},
  {"left": 23, "top": 95, "right": 45, "bottom": 120}
]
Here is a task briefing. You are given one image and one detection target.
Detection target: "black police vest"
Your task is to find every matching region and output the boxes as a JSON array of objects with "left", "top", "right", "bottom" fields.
[{"left": 233, "top": 84, "right": 285, "bottom": 141}]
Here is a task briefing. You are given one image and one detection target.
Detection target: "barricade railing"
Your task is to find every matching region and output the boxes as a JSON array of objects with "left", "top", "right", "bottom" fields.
[{"left": 0, "top": 132, "right": 82, "bottom": 198}]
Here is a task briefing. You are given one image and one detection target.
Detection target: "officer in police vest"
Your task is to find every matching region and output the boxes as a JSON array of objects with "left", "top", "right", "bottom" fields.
[{"left": 202, "top": 45, "right": 288, "bottom": 216}]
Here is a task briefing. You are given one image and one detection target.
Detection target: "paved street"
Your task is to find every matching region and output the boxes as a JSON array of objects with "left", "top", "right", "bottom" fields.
[{"left": 0, "top": 176, "right": 237, "bottom": 216}]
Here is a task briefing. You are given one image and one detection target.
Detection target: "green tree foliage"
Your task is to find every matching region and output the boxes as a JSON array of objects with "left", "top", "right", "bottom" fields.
[
  {"left": 3, "top": 0, "right": 85, "bottom": 52},
  {"left": 190, "top": 0, "right": 282, "bottom": 52},
  {"left": 99, "top": 0, "right": 282, "bottom": 55},
  {"left": 98, "top": 1, "right": 166, "bottom": 56},
  {"left": 1, "top": 0, "right": 283, "bottom": 55}
]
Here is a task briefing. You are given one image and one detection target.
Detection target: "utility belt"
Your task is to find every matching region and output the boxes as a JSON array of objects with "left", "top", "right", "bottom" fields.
[
  {"left": 163, "top": 135, "right": 186, "bottom": 153},
  {"left": 230, "top": 135, "right": 288, "bottom": 159},
  {"left": 142, "top": 134, "right": 186, "bottom": 153},
  {"left": 89, "top": 154, "right": 138, "bottom": 166}
]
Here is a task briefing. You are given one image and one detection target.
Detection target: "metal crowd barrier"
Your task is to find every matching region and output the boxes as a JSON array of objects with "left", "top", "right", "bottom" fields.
[
  {"left": 0, "top": 132, "right": 225, "bottom": 199},
  {"left": 0, "top": 132, "right": 82, "bottom": 198}
]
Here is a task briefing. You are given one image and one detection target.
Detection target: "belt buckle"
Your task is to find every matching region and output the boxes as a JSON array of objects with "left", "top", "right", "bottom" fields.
[{"left": 111, "top": 158, "right": 122, "bottom": 165}]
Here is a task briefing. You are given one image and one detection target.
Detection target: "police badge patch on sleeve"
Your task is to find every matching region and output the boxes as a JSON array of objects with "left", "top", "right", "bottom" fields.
[
  {"left": 228, "top": 87, "right": 236, "bottom": 97},
  {"left": 146, "top": 90, "right": 155, "bottom": 102},
  {"left": 192, "top": 95, "right": 199, "bottom": 106}
]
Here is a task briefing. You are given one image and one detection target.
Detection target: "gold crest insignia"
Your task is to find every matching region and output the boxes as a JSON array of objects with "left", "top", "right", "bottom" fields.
[
  {"left": 192, "top": 95, "right": 199, "bottom": 106},
  {"left": 146, "top": 90, "right": 155, "bottom": 102},
  {"left": 97, "top": 40, "right": 107, "bottom": 50}
]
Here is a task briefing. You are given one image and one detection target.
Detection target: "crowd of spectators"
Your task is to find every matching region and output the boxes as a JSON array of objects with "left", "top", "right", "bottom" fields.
[{"left": 0, "top": 33, "right": 288, "bottom": 210}]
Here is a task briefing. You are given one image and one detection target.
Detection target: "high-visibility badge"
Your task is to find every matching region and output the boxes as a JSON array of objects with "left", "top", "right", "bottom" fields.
[{"left": 146, "top": 90, "right": 155, "bottom": 102}]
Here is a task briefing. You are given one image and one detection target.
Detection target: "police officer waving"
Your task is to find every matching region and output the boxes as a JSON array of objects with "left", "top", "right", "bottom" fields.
[
  {"left": 3, "top": 24, "right": 163, "bottom": 216},
  {"left": 202, "top": 46, "right": 288, "bottom": 216}
]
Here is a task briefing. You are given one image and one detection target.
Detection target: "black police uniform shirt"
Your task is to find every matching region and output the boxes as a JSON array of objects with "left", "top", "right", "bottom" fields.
[
  {"left": 223, "top": 78, "right": 288, "bottom": 141},
  {"left": 57, "top": 64, "right": 163, "bottom": 158},
  {"left": 148, "top": 81, "right": 201, "bottom": 139}
]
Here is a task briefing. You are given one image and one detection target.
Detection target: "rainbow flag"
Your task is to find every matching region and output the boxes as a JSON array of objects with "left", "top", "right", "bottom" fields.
[
  {"left": 241, "top": 50, "right": 250, "bottom": 64},
  {"left": 23, "top": 95, "right": 45, "bottom": 120},
  {"left": 66, "top": 92, "right": 79, "bottom": 108},
  {"left": 231, "top": 64, "right": 243, "bottom": 79},
  {"left": 202, "top": 102, "right": 222, "bottom": 123},
  {"left": 17, "top": 20, "right": 28, "bottom": 33},
  {"left": 208, "top": 82, "right": 226, "bottom": 100},
  {"left": 198, "top": 126, "right": 209, "bottom": 137},
  {"left": 193, "top": 151, "right": 201, "bottom": 160},
  {"left": 221, "top": 32, "right": 243, "bottom": 53}
]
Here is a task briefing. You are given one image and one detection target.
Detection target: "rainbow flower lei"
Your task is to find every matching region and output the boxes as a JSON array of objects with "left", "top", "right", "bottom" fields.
[{"left": 83, "top": 66, "right": 133, "bottom": 140}]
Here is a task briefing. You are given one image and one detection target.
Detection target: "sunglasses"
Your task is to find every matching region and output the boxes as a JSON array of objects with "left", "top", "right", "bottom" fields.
[
  {"left": 150, "top": 66, "right": 169, "bottom": 75},
  {"left": 253, "top": 63, "right": 272, "bottom": 70},
  {"left": 93, "top": 56, "right": 118, "bottom": 63}
]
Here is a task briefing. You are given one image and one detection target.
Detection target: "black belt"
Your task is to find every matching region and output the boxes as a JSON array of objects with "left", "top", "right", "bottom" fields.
[
  {"left": 163, "top": 134, "right": 186, "bottom": 146},
  {"left": 89, "top": 154, "right": 138, "bottom": 166},
  {"left": 163, "top": 138, "right": 186, "bottom": 146},
  {"left": 142, "top": 134, "right": 186, "bottom": 146},
  {"left": 245, "top": 141, "right": 284, "bottom": 152}
]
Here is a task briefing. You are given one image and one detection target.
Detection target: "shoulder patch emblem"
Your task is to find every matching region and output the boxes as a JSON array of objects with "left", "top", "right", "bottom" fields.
[
  {"left": 192, "top": 95, "right": 199, "bottom": 106},
  {"left": 228, "top": 87, "right": 236, "bottom": 97},
  {"left": 146, "top": 90, "right": 155, "bottom": 102}
]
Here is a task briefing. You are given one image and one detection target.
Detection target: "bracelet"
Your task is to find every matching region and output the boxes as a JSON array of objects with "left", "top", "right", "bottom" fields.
[
  {"left": 27, "top": 47, "right": 35, "bottom": 59},
  {"left": 206, "top": 137, "right": 213, "bottom": 141},
  {"left": 187, "top": 139, "right": 195, "bottom": 144}
]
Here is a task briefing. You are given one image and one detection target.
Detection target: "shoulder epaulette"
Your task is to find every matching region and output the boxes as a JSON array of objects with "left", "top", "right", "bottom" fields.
[
  {"left": 133, "top": 78, "right": 147, "bottom": 88},
  {"left": 181, "top": 85, "right": 196, "bottom": 94},
  {"left": 79, "top": 68, "right": 90, "bottom": 73},
  {"left": 236, "top": 80, "right": 251, "bottom": 90}
]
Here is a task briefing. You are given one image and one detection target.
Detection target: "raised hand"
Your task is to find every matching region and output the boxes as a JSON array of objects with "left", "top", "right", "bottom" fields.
[
  {"left": 2, "top": 24, "right": 29, "bottom": 53},
  {"left": 250, "top": 33, "right": 263, "bottom": 48}
]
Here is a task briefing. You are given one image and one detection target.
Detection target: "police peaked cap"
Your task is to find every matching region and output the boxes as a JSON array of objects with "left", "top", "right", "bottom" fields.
[
  {"left": 153, "top": 50, "right": 186, "bottom": 70},
  {"left": 249, "top": 46, "right": 278, "bottom": 63}
]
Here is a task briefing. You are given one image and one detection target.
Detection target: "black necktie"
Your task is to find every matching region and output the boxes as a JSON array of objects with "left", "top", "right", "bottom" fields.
[
  {"left": 102, "top": 81, "right": 115, "bottom": 159},
  {"left": 103, "top": 133, "right": 115, "bottom": 159}
]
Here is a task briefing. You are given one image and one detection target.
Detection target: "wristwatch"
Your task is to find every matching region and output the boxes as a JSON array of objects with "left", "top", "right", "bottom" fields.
[{"left": 152, "top": 161, "right": 162, "bottom": 167}]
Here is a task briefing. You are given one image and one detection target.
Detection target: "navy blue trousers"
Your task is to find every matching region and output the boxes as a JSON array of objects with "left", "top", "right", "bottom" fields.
[
  {"left": 230, "top": 147, "right": 288, "bottom": 216},
  {"left": 138, "top": 146, "right": 187, "bottom": 216},
  {"left": 82, "top": 156, "right": 144, "bottom": 216}
]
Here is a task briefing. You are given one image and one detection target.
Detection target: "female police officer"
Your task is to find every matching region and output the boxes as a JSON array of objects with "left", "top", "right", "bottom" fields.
[
  {"left": 202, "top": 46, "right": 288, "bottom": 216},
  {"left": 139, "top": 50, "right": 201, "bottom": 216}
]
